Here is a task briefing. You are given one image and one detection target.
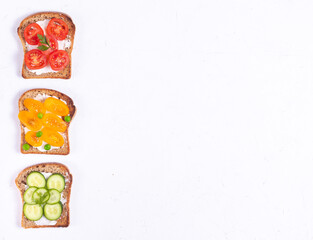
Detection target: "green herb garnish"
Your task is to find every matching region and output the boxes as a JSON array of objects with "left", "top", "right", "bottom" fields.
[
  {"left": 35, "top": 192, "right": 49, "bottom": 204},
  {"left": 38, "top": 45, "right": 49, "bottom": 51},
  {"left": 37, "top": 34, "right": 51, "bottom": 51}
]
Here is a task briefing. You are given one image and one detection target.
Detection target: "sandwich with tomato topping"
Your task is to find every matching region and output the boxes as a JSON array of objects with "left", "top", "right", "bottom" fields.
[{"left": 17, "top": 12, "right": 75, "bottom": 79}]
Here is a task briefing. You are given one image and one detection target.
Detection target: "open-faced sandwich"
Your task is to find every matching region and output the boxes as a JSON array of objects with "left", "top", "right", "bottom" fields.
[
  {"left": 17, "top": 12, "right": 75, "bottom": 79},
  {"left": 15, "top": 163, "right": 72, "bottom": 228},
  {"left": 18, "top": 89, "right": 76, "bottom": 155}
]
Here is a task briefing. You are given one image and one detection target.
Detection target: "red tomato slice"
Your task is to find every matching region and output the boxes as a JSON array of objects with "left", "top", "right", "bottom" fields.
[
  {"left": 46, "top": 18, "right": 69, "bottom": 40},
  {"left": 39, "top": 35, "right": 58, "bottom": 56},
  {"left": 24, "top": 23, "right": 44, "bottom": 45},
  {"left": 48, "top": 50, "right": 69, "bottom": 71},
  {"left": 25, "top": 49, "right": 47, "bottom": 70}
]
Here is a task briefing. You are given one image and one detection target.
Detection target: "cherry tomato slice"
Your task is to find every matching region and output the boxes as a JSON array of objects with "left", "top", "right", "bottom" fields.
[
  {"left": 46, "top": 18, "right": 68, "bottom": 40},
  {"left": 39, "top": 35, "right": 58, "bottom": 56},
  {"left": 24, "top": 23, "right": 44, "bottom": 45},
  {"left": 25, "top": 49, "right": 47, "bottom": 70},
  {"left": 48, "top": 50, "right": 69, "bottom": 71},
  {"left": 25, "top": 131, "right": 43, "bottom": 147},
  {"left": 42, "top": 128, "right": 64, "bottom": 147}
]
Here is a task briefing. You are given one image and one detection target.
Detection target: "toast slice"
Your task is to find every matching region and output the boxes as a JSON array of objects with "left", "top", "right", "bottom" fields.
[
  {"left": 19, "top": 89, "right": 76, "bottom": 155},
  {"left": 17, "top": 12, "right": 75, "bottom": 79},
  {"left": 15, "top": 163, "right": 73, "bottom": 228}
]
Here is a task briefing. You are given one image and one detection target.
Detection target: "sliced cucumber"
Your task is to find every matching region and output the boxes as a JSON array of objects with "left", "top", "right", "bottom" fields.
[
  {"left": 47, "top": 189, "right": 61, "bottom": 204},
  {"left": 44, "top": 202, "right": 63, "bottom": 221},
  {"left": 23, "top": 187, "right": 37, "bottom": 204},
  {"left": 47, "top": 174, "right": 65, "bottom": 192},
  {"left": 23, "top": 204, "right": 43, "bottom": 221},
  {"left": 33, "top": 188, "right": 50, "bottom": 204},
  {"left": 26, "top": 172, "right": 46, "bottom": 188}
]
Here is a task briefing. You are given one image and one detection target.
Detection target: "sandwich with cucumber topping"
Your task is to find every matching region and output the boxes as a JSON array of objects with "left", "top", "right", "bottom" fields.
[{"left": 15, "top": 163, "right": 73, "bottom": 228}]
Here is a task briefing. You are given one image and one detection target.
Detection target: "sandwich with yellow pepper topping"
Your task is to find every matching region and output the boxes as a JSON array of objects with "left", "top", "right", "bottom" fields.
[{"left": 18, "top": 89, "right": 76, "bottom": 155}]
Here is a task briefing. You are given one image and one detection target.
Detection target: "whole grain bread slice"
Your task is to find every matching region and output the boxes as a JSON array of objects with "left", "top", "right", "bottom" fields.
[
  {"left": 15, "top": 163, "right": 73, "bottom": 228},
  {"left": 17, "top": 12, "right": 76, "bottom": 79},
  {"left": 19, "top": 88, "right": 76, "bottom": 155}
]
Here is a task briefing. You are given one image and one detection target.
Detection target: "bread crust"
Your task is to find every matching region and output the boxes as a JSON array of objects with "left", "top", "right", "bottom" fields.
[
  {"left": 17, "top": 12, "right": 75, "bottom": 79},
  {"left": 19, "top": 89, "right": 76, "bottom": 155},
  {"left": 15, "top": 163, "right": 73, "bottom": 228}
]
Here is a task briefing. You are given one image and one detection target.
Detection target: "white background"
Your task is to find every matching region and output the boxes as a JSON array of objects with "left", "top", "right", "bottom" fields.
[{"left": 0, "top": 0, "right": 313, "bottom": 239}]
